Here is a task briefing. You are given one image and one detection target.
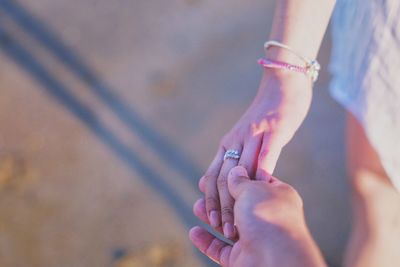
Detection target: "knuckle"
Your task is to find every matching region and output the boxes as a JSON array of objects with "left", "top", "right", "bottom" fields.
[
  {"left": 217, "top": 176, "right": 228, "bottom": 189},
  {"left": 278, "top": 182, "right": 294, "bottom": 193},
  {"left": 220, "top": 131, "right": 243, "bottom": 147},
  {"left": 238, "top": 162, "right": 251, "bottom": 172},
  {"left": 247, "top": 125, "right": 259, "bottom": 136},
  {"left": 221, "top": 206, "right": 234, "bottom": 219},
  {"left": 199, "top": 175, "right": 206, "bottom": 183},
  {"left": 285, "top": 184, "right": 297, "bottom": 196},
  {"left": 278, "top": 184, "right": 303, "bottom": 206},
  {"left": 204, "top": 174, "right": 216, "bottom": 183},
  {"left": 206, "top": 244, "right": 216, "bottom": 257},
  {"left": 205, "top": 196, "right": 218, "bottom": 210}
]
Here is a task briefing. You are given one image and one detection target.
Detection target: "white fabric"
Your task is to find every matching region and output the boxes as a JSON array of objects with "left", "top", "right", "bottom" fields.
[{"left": 330, "top": 0, "right": 400, "bottom": 191}]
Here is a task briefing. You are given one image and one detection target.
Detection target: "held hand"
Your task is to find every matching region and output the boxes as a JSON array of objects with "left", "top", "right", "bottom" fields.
[
  {"left": 191, "top": 166, "right": 326, "bottom": 267},
  {"left": 202, "top": 71, "right": 313, "bottom": 238}
]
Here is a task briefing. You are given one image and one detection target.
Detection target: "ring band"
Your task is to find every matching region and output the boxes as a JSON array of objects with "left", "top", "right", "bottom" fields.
[{"left": 224, "top": 150, "right": 241, "bottom": 161}]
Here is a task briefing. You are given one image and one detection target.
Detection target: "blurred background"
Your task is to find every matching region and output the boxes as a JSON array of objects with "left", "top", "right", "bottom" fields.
[{"left": 0, "top": 0, "right": 351, "bottom": 266}]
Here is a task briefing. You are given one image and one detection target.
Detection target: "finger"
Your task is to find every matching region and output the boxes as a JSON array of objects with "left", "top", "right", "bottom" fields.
[
  {"left": 256, "top": 132, "right": 282, "bottom": 178},
  {"left": 193, "top": 198, "right": 223, "bottom": 233},
  {"left": 220, "top": 245, "right": 232, "bottom": 267},
  {"left": 193, "top": 198, "right": 209, "bottom": 223},
  {"left": 205, "top": 147, "right": 225, "bottom": 228},
  {"left": 218, "top": 145, "right": 242, "bottom": 239},
  {"left": 227, "top": 166, "right": 251, "bottom": 199},
  {"left": 238, "top": 136, "right": 262, "bottom": 178},
  {"left": 189, "top": 226, "right": 232, "bottom": 265},
  {"left": 199, "top": 176, "right": 206, "bottom": 193},
  {"left": 254, "top": 167, "right": 272, "bottom": 182}
]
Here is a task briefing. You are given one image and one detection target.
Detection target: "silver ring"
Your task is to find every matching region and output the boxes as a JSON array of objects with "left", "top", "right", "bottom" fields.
[{"left": 224, "top": 149, "right": 241, "bottom": 161}]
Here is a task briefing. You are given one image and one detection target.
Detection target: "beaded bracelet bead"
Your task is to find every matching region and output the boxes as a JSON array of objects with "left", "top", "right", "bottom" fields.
[
  {"left": 262, "top": 40, "right": 321, "bottom": 82},
  {"left": 258, "top": 58, "right": 308, "bottom": 75}
]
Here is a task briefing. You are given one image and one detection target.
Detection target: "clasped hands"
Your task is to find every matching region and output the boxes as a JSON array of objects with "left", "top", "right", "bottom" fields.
[
  {"left": 189, "top": 73, "right": 326, "bottom": 266},
  {"left": 190, "top": 166, "right": 326, "bottom": 267}
]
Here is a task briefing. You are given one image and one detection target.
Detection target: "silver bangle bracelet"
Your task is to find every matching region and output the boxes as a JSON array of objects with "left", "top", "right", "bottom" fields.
[{"left": 264, "top": 40, "right": 321, "bottom": 82}]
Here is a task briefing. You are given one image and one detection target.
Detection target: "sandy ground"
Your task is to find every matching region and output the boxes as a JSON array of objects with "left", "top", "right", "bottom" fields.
[{"left": 0, "top": 0, "right": 351, "bottom": 266}]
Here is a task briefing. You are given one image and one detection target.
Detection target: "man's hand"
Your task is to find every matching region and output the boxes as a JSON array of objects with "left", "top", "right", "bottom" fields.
[{"left": 190, "top": 166, "right": 327, "bottom": 267}]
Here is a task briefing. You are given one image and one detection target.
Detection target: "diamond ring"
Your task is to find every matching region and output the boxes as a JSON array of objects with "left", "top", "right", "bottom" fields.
[{"left": 224, "top": 150, "right": 241, "bottom": 161}]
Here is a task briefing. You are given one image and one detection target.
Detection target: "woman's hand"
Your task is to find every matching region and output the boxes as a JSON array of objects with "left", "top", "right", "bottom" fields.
[{"left": 202, "top": 70, "right": 313, "bottom": 239}]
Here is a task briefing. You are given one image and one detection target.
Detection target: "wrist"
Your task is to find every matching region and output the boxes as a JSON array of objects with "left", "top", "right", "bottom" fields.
[
  {"left": 256, "top": 226, "right": 326, "bottom": 267},
  {"left": 264, "top": 46, "right": 306, "bottom": 67},
  {"left": 261, "top": 41, "right": 321, "bottom": 83},
  {"left": 259, "top": 66, "right": 312, "bottom": 92},
  {"left": 254, "top": 69, "right": 313, "bottom": 108}
]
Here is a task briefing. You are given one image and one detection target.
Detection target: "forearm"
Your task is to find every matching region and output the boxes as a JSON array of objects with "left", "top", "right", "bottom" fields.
[
  {"left": 255, "top": 0, "right": 336, "bottom": 112},
  {"left": 255, "top": 223, "right": 328, "bottom": 267},
  {"left": 267, "top": 0, "right": 336, "bottom": 62}
]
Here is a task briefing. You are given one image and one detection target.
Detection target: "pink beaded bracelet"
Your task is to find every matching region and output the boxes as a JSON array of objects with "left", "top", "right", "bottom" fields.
[
  {"left": 261, "top": 41, "right": 321, "bottom": 82},
  {"left": 257, "top": 58, "right": 308, "bottom": 75}
]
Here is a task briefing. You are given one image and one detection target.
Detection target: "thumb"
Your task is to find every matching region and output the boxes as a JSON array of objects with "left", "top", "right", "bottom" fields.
[
  {"left": 228, "top": 166, "right": 250, "bottom": 199},
  {"left": 255, "top": 168, "right": 273, "bottom": 182}
]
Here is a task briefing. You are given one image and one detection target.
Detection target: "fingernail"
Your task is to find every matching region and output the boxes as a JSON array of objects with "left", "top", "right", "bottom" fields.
[
  {"left": 223, "top": 223, "right": 234, "bottom": 238},
  {"left": 210, "top": 211, "right": 220, "bottom": 227},
  {"left": 194, "top": 198, "right": 203, "bottom": 207}
]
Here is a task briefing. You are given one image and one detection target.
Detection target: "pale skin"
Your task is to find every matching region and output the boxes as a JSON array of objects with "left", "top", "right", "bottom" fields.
[
  {"left": 191, "top": 166, "right": 327, "bottom": 267},
  {"left": 203, "top": 0, "right": 336, "bottom": 240},
  {"left": 202, "top": 0, "right": 400, "bottom": 266},
  {"left": 344, "top": 114, "right": 400, "bottom": 267}
]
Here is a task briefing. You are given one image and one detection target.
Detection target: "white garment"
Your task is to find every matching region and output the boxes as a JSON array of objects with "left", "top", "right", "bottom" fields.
[{"left": 330, "top": 0, "right": 400, "bottom": 190}]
